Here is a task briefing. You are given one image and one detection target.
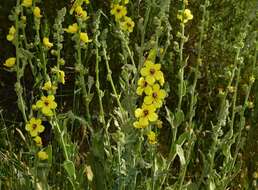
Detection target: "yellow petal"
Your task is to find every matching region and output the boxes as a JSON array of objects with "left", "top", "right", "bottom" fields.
[
  {"left": 42, "top": 107, "right": 53, "bottom": 116},
  {"left": 49, "top": 101, "right": 57, "bottom": 109},
  {"left": 30, "top": 130, "right": 38, "bottom": 137},
  {"left": 155, "top": 71, "right": 163, "bottom": 81},
  {"left": 38, "top": 125, "right": 45, "bottom": 133},
  {"left": 140, "top": 67, "right": 148, "bottom": 76},
  {"left": 4, "top": 57, "right": 16, "bottom": 67},
  {"left": 6, "top": 34, "right": 14, "bottom": 41},
  {"left": 139, "top": 117, "right": 149, "bottom": 126},
  {"left": 144, "top": 96, "right": 153, "bottom": 105},
  {"left": 144, "top": 60, "right": 154, "bottom": 68},
  {"left": 38, "top": 151, "right": 48, "bottom": 160},
  {"left": 154, "top": 64, "right": 161, "bottom": 71},
  {"left": 148, "top": 112, "right": 158, "bottom": 122},
  {"left": 137, "top": 77, "right": 145, "bottom": 86},
  {"left": 158, "top": 89, "right": 166, "bottom": 99},
  {"left": 25, "top": 124, "right": 31, "bottom": 131},
  {"left": 36, "top": 100, "right": 44, "bottom": 108},
  {"left": 144, "top": 86, "right": 152, "bottom": 95},
  {"left": 146, "top": 76, "right": 155, "bottom": 85},
  {"left": 48, "top": 95, "right": 55, "bottom": 101},
  {"left": 136, "top": 87, "right": 143, "bottom": 95},
  {"left": 135, "top": 108, "right": 142, "bottom": 118},
  {"left": 133, "top": 121, "right": 141, "bottom": 128},
  {"left": 153, "top": 84, "right": 160, "bottom": 91},
  {"left": 154, "top": 100, "right": 162, "bottom": 108}
]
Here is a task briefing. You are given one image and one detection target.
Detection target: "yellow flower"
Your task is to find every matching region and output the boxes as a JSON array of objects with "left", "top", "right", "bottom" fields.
[
  {"left": 37, "top": 151, "right": 48, "bottom": 160},
  {"left": 147, "top": 131, "right": 157, "bottom": 144},
  {"left": 43, "top": 37, "right": 53, "bottom": 49},
  {"left": 58, "top": 70, "right": 65, "bottom": 84},
  {"left": 136, "top": 77, "right": 152, "bottom": 96},
  {"left": 22, "top": 0, "right": 32, "bottom": 7},
  {"left": 6, "top": 26, "right": 16, "bottom": 41},
  {"left": 42, "top": 81, "right": 57, "bottom": 91},
  {"left": 34, "top": 136, "right": 43, "bottom": 147},
  {"left": 156, "top": 120, "right": 163, "bottom": 128},
  {"left": 84, "top": 0, "right": 90, "bottom": 4},
  {"left": 133, "top": 121, "right": 148, "bottom": 129},
  {"left": 144, "top": 84, "right": 166, "bottom": 108},
  {"left": 80, "top": 32, "right": 92, "bottom": 43},
  {"left": 120, "top": 16, "right": 135, "bottom": 33},
  {"left": 25, "top": 117, "right": 45, "bottom": 137},
  {"left": 177, "top": 9, "right": 193, "bottom": 23},
  {"left": 140, "top": 60, "right": 164, "bottom": 85},
  {"left": 3, "top": 57, "right": 16, "bottom": 67},
  {"left": 32, "top": 104, "right": 37, "bottom": 110},
  {"left": 75, "top": 6, "right": 89, "bottom": 20},
  {"left": 135, "top": 104, "right": 158, "bottom": 126},
  {"left": 36, "top": 95, "right": 57, "bottom": 116},
  {"left": 33, "top": 7, "right": 42, "bottom": 18},
  {"left": 111, "top": 4, "right": 127, "bottom": 20},
  {"left": 64, "top": 23, "right": 78, "bottom": 34},
  {"left": 124, "top": 0, "right": 129, "bottom": 4}
]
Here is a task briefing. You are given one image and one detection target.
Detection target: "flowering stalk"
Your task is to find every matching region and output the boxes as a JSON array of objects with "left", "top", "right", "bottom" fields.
[
  {"left": 205, "top": 32, "right": 246, "bottom": 188},
  {"left": 94, "top": 11, "right": 106, "bottom": 125},
  {"left": 178, "top": 1, "right": 208, "bottom": 189},
  {"left": 224, "top": 33, "right": 258, "bottom": 188},
  {"left": 76, "top": 19, "right": 91, "bottom": 123},
  {"left": 101, "top": 35, "right": 123, "bottom": 111},
  {"left": 14, "top": 0, "right": 28, "bottom": 122}
]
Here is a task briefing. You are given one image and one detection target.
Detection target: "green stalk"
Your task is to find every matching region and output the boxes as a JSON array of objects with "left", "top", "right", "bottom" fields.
[
  {"left": 177, "top": 22, "right": 185, "bottom": 110},
  {"left": 227, "top": 35, "right": 257, "bottom": 182},
  {"left": 102, "top": 43, "right": 123, "bottom": 111},
  {"left": 178, "top": 2, "right": 208, "bottom": 188},
  {"left": 14, "top": 0, "right": 27, "bottom": 123},
  {"left": 94, "top": 13, "right": 106, "bottom": 125},
  {"left": 76, "top": 21, "right": 91, "bottom": 122}
]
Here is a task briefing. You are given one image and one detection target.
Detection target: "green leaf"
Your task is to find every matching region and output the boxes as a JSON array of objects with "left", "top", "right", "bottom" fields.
[
  {"left": 63, "top": 160, "right": 76, "bottom": 179},
  {"left": 176, "top": 145, "right": 185, "bottom": 166},
  {"left": 173, "top": 109, "right": 185, "bottom": 128}
]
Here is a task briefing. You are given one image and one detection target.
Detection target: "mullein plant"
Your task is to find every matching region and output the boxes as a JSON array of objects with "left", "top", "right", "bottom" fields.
[
  {"left": 1, "top": 0, "right": 258, "bottom": 189},
  {"left": 133, "top": 57, "right": 166, "bottom": 144}
]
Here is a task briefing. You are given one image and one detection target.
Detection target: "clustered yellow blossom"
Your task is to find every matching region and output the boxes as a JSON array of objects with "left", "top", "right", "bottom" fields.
[
  {"left": 34, "top": 136, "right": 43, "bottom": 147},
  {"left": 3, "top": 57, "right": 16, "bottom": 68},
  {"left": 84, "top": 0, "right": 90, "bottom": 4},
  {"left": 6, "top": 26, "right": 16, "bottom": 42},
  {"left": 80, "top": 32, "right": 92, "bottom": 43},
  {"left": 42, "top": 81, "right": 57, "bottom": 92},
  {"left": 133, "top": 50, "right": 166, "bottom": 145},
  {"left": 177, "top": 8, "right": 193, "bottom": 24},
  {"left": 110, "top": 2, "right": 135, "bottom": 33},
  {"left": 177, "top": 0, "right": 193, "bottom": 24},
  {"left": 66, "top": 5, "right": 92, "bottom": 45},
  {"left": 75, "top": 6, "right": 89, "bottom": 21},
  {"left": 36, "top": 95, "right": 57, "bottom": 116},
  {"left": 51, "top": 67, "right": 66, "bottom": 84},
  {"left": 43, "top": 37, "right": 54, "bottom": 49},
  {"left": 25, "top": 117, "right": 49, "bottom": 159},
  {"left": 38, "top": 151, "right": 48, "bottom": 160},
  {"left": 147, "top": 131, "right": 157, "bottom": 145},
  {"left": 33, "top": 7, "right": 42, "bottom": 18},
  {"left": 21, "top": 0, "right": 32, "bottom": 7},
  {"left": 64, "top": 23, "right": 78, "bottom": 34},
  {"left": 25, "top": 117, "right": 45, "bottom": 137}
]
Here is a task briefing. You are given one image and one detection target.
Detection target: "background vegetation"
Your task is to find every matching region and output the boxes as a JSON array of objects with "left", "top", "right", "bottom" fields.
[{"left": 0, "top": 0, "right": 258, "bottom": 189}]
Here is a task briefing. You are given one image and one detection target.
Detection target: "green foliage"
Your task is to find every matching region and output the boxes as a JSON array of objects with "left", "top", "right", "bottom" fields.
[{"left": 0, "top": 0, "right": 258, "bottom": 189}]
